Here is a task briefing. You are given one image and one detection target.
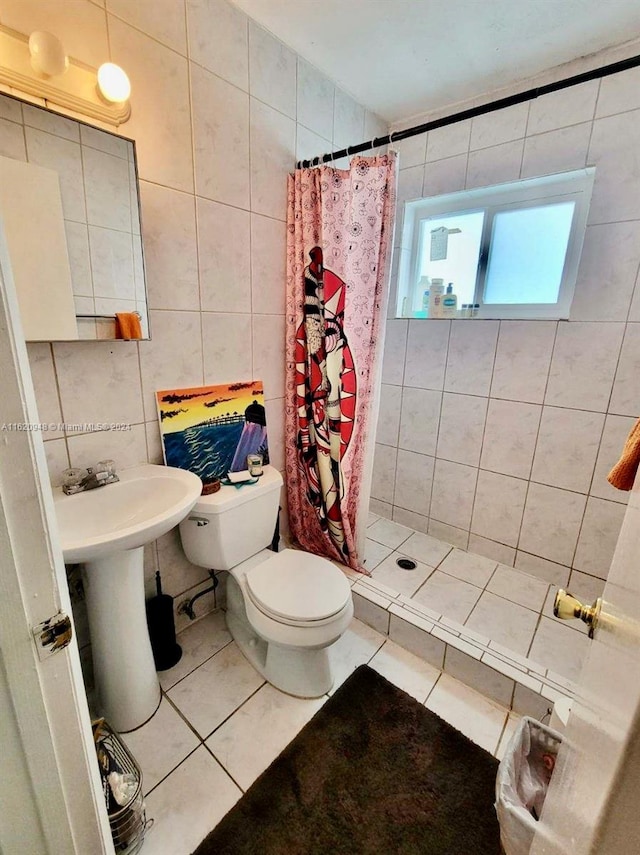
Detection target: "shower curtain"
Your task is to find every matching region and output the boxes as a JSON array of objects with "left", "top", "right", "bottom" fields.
[{"left": 285, "top": 153, "right": 396, "bottom": 570}]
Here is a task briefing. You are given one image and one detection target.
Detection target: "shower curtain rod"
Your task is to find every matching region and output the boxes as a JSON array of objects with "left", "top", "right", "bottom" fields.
[{"left": 296, "top": 52, "right": 640, "bottom": 169}]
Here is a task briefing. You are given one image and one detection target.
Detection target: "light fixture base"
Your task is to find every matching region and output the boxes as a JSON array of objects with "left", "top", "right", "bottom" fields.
[{"left": 0, "top": 25, "right": 130, "bottom": 127}]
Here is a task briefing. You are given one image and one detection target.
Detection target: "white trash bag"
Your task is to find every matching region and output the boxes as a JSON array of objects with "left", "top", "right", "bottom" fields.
[{"left": 495, "top": 716, "right": 563, "bottom": 855}]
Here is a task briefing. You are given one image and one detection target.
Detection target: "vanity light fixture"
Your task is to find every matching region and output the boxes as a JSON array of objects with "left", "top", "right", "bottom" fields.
[{"left": 0, "top": 25, "right": 131, "bottom": 126}]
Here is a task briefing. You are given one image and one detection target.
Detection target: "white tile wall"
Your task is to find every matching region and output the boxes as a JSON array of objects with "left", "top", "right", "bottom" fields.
[
  {"left": 248, "top": 22, "right": 297, "bottom": 119},
  {"left": 466, "top": 139, "right": 523, "bottom": 189},
  {"left": 521, "top": 122, "right": 592, "bottom": 178},
  {"left": 469, "top": 102, "right": 529, "bottom": 150},
  {"left": 490, "top": 321, "right": 556, "bottom": 404},
  {"left": 430, "top": 459, "right": 478, "bottom": 530},
  {"left": 18, "top": 0, "right": 386, "bottom": 607},
  {"left": 377, "top": 65, "right": 640, "bottom": 585},
  {"left": 422, "top": 153, "right": 467, "bottom": 197},
  {"left": 187, "top": 0, "right": 249, "bottom": 91},
  {"left": 393, "top": 449, "right": 433, "bottom": 517},
  {"left": 480, "top": 399, "right": 541, "bottom": 479},
  {"left": 398, "top": 387, "right": 441, "bottom": 455},
  {"left": 139, "top": 182, "right": 199, "bottom": 311},
  {"left": 443, "top": 320, "right": 499, "bottom": 396},
  {"left": 376, "top": 384, "right": 403, "bottom": 446},
  {"left": 470, "top": 471, "right": 527, "bottom": 547},
  {"left": 436, "top": 393, "right": 487, "bottom": 467},
  {"left": 191, "top": 64, "right": 250, "bottom": 209},
  {"left": 588, "top": 109, "right": 640, "bottom": 225},
  {"left": 545, "top": 322, "right": 624, "bottom": 412},
  {"left": 531, "top": 407, "right": 605, "bottom": 493},
  {"left": 403, "top": 319, "right": 450, "bottom": 389}
]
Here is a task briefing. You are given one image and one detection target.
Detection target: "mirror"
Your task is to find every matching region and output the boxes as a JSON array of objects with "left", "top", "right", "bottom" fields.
[{"left": 0, "top": 91, "right": 149, "bottom": 340}]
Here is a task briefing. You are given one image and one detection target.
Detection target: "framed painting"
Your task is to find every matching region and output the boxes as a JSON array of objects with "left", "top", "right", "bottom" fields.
[{"left": 156, "top": 380, "right": 269, "bottom": 487}]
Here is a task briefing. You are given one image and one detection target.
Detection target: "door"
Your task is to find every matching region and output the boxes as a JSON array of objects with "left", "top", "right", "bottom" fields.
[
  {"left": 530, "top": 477, "right": 640, "bottom": 852},
  {"left": 0, "top": 226, "right": 113, "bottom": 852}
]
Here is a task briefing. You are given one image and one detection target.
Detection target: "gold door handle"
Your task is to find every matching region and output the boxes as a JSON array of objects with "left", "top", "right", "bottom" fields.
[{"left": 553, "top": 589, "right": 602, "bottom": 639}]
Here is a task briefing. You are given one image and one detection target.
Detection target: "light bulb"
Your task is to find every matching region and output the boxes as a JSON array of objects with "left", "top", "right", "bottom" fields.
[
  {"left": 97, "top": 63, "right": 131, "bottom": 103},
  {"left": 29, "top": 31, "right": 68, "bottom": 77}
]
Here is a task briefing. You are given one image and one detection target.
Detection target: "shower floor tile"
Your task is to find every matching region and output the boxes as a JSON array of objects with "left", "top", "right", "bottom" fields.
[
  {"left": 438, "top": 548, "right": 498, "bottom": 588},
  {"left": 367, "top": 517, "right": 414, "bottom": 549},
  {"left": 465, "top": 591, "right": 540, "bottom": 657},
  {"left": 363, "top": 513, "right": 589, "bottom": 682},
  {"left": 401, "top": 531, "right": 453, "bottom": 567},
  {"left": 412, "top": 570, "right": 482, "bottom": 624},
  {"left": 364, "top": 537, "right": 393, "bottom": 570},
  {"left": 371, "top": 552, "right": 435, "bottom": 597}
]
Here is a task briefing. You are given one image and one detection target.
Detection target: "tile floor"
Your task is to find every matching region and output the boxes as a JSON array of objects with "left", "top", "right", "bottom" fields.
[
  {"left": 125, "top": 612, "right": 519, "bottom": 855},
  {"left": 365, "top": 513, "right": 591, "bottom": 683}
]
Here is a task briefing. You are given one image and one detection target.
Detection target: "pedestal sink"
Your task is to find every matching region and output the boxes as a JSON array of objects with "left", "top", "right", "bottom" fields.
[{"left": 54, "top": 464, "right": 202, "bottom": 732}]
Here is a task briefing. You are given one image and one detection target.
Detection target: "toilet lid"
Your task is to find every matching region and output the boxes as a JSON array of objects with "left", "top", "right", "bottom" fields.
[{"left": 246, "top": 550, "right": 351, "bottom": 623}]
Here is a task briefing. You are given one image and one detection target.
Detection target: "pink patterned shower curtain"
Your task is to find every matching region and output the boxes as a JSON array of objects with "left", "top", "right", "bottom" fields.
[{"left": 285, "top": 154, "right": 396, "bottom": 571}]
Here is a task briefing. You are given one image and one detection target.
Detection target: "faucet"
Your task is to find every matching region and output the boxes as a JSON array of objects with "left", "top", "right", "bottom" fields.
[{"left": 62, "top": 462, "right": 120, "bottom": 495}]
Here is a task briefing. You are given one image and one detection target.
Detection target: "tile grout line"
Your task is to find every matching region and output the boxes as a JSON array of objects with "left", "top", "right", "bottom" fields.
[
  {"left": 200, "top": 741, "right": 246, "bottom": 795},
  {"left": 467, "top": 320, "right": 501, "bottom": 541},
  {"left": 162, "top": 637, "right": 235, "bottom": 693},
  {"left": 201, "top": 680, "right": 268, "bottom": 742},
  {"left": 424, "top": 319, "right": 453, "bottom": 528},
  {"left": 143, "top": 742, "right": 202, "bottom": 799},
  {"left": 513, "top": 320, "right": 560, "bottom": 557},
  {"left": 390, "top": 319, "right": 412, "bottom": 511}
]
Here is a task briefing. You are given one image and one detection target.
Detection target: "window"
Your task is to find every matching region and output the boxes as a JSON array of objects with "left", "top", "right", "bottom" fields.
[{"left": 396, "top": 168, "right": 595, "bottom": 320}]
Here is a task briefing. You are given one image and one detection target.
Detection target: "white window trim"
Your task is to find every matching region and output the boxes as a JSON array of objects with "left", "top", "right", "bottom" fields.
[{"left": 397, "top": 167, "right": 595, "bottom": 320}]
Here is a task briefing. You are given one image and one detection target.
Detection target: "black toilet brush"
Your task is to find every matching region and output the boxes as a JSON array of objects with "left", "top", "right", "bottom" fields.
[{"left": 145, "top": 571, "right": 182, "bottom": 671}]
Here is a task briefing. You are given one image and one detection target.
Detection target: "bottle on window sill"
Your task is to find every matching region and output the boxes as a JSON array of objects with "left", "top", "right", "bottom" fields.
[{"left": 442, "top": 283, "right": 457, "bottom": 318}]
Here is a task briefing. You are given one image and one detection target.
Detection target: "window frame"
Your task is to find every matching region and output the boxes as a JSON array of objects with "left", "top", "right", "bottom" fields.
[{"left": 399, "top": 168, "right": 595, "bottom": 320}]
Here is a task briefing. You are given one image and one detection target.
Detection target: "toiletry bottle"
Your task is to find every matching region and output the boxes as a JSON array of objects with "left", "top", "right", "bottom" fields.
[
  {"left": 442, "top": 282, "right": 457, "bottom": 318},
  {"left": 472, "top": 303, "right": 480, "bottom": 318},
  {"left": 419, "top": 275, "right": 430, "bottom": 316},
  {"left": 429, "top": 278, "right": 445, "bottom": 318}
]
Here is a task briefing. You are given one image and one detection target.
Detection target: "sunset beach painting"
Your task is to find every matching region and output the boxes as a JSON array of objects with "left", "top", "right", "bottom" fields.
[{"left": 156, "top": 381, "right": 269, "bottom": 486}]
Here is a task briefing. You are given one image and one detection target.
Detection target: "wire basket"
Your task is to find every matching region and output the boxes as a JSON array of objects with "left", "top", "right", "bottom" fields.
[{"left": 93, "top": 720, "right": 153, "bottom": 854}]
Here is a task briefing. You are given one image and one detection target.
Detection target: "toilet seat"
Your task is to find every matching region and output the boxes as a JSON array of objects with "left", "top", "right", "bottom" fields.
[{"left": 245, "top": 549, "right": 351, "bottom": 627}]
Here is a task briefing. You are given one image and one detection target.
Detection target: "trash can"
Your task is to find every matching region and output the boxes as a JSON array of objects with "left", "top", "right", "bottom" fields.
[
  {"left": 495, "top": 716, "right": 563, "bottom": 855},
  {"left": 92, "top": 719, "right": 153, "bottom": 853}
]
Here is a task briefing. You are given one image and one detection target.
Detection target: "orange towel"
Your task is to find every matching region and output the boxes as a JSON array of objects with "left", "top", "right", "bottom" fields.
[
  {"left": 607, "top": 418, "right": 640, "bottom": 491},
  {"left": 115, "top": 312, "right": 143, "bottom": 340}
]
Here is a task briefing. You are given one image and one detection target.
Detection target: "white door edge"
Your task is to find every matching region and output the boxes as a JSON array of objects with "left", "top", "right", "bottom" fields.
[
  {"left": 530, "top": 486, "right": 640, "bottom": 854},
  {"left": 0, "top": 222, "right": 113, "bottom": 853}
]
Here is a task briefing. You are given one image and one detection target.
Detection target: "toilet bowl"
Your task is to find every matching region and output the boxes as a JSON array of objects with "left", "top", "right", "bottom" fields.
[{"left": 179, "top": 466, "right": 353, "bottom": 697}]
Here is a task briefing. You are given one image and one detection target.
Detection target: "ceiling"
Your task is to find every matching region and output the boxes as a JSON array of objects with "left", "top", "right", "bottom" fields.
[{"left": 231, "top": 0, "right": 640, "bottom": 124}]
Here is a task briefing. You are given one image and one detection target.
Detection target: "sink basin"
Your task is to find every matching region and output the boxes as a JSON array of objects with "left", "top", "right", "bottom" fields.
[
  {"left": 53, "top": 464, "right": 202, "bottom": 732},
  {"left": 55, "top": 463, "right": 202, "bottom": 562}
]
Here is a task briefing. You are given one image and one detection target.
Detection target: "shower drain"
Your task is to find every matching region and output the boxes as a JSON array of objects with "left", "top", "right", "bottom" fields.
[{"left": 396, "top": 557, "right": 417, "bottom": 571}]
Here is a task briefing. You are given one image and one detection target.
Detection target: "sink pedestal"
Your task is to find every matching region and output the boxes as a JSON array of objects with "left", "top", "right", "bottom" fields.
[{"left": 82, "top": 546, "right": 160, "bottom": 732}]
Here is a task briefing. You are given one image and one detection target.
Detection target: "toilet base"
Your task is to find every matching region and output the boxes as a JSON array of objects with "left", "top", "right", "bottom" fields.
[
  {"left": 225, "top": 574, "right": 351, "bottom": 698},
  {"left": 227, "top": 608, "right": 333, "bottom": 697}
]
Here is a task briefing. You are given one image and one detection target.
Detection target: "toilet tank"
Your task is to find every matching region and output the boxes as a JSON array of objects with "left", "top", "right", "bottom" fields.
[{"left": 179, "top": 466, "right": 283, "bottom": 570}]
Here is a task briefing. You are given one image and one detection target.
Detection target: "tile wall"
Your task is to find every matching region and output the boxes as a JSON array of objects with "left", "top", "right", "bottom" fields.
[
  {"left": 0, "top": 0, "right": 386, "bottom": 608},
  {"left": 374, "top": 62, "right": 640, "bottom": 590}
]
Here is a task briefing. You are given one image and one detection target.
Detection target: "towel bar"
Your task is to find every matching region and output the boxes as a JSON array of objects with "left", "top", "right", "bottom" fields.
[{"left": 76, "top": 311, "right": 142, "bottom": 320}]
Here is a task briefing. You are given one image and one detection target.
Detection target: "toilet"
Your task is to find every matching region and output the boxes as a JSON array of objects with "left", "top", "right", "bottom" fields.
[{"left": 178, "top": 466, "right": 353, "bottom": 697}]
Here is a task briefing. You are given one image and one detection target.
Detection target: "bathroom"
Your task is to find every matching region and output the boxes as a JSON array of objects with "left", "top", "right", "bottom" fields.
[{"left": 1, "top": 0, "right": 640, "bottom": 853}]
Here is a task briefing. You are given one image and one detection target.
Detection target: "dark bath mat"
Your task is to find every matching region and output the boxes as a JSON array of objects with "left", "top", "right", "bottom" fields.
[{"left": 192, "top": 665, "right": 501, "bottom": 855}]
